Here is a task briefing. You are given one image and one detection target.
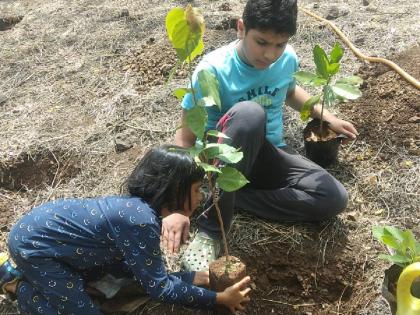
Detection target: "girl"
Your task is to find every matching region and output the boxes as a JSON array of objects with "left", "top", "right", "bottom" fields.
[{"left": 0, "top": 145, "right": 251, "bottom": 314}]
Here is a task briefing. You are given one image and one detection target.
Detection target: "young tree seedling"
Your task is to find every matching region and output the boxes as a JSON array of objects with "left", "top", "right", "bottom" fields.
[
  {"left": 166, "top": 5, "right": 249, "bottom": 263},
  {"left": 294, "top": 43, "right": 363, "bottom": 140},
  {"left": 372, "top": 225, "right": 420, "bottom": 267}
]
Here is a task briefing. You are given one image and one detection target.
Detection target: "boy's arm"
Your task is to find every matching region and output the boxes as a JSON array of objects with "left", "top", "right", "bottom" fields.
[
  {"left": 175, "top": 109, "right": 197, "bottom": 148},
  {"left": 286, "top": 85, "right": 359, "bottom": 141}
]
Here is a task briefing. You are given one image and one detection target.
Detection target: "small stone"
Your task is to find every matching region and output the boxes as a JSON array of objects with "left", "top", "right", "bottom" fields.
[
  {"left": 347, "top": 211, "right": 357, "bottom": 222},
  {"left": 115, "top": 141, "right": 133, "bottom": 153},
  {"left": 408, "top": 115, "right": 420, "bottom": 123},
  {"left": 326, "top": 6, "right": 340, "bottom": 20},
  {"left": 313, "top": 3, "right": 319, "bottom": 9},
  {"left": 120, "top": 9, "right": 129, "bottom": 17},
  {"left": 218, "top": 2, "right": 231, "bottom": 11},
  {"left": 362, "top": 0, "right": 369, "bottom": 5}
]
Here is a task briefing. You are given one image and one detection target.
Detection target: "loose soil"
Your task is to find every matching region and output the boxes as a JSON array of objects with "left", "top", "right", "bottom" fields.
[
  {"left": 209, "top": 256, "right": 247, "bottom": 293},
  {"left": 0, "top": 0, "right": 419, "bottom": 314}
]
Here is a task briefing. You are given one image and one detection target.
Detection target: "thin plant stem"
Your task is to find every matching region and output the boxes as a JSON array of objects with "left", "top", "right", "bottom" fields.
[
  {"left": 320, "top": 97, "right": 325, "bottom": 141},
  {"left": 207, "top": 172, "right": 230, "bottom": 262},
  {"left": 185, "top": 32, "right": 230, "bottom": 263}
]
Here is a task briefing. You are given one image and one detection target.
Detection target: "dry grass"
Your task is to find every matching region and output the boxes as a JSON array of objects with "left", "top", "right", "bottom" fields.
[{"left": 0, "top": 0, "right": 419, "bottom": 314}]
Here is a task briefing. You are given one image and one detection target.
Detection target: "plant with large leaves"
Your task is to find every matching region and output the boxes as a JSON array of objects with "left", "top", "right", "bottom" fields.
[
  {"left": 294, "top": 43, "right": 363, "bottom": 140},
  {"left": 166, "top": 5, "right": 249, "bottom": 262}
]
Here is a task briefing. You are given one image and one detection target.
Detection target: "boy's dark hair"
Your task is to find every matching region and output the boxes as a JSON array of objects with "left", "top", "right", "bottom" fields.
[
  {"left": 243, "top": 0, "right": 298, "bottom": 36},
  {"left": 125, "top": 144, "right": 204, "bottom": 213}
]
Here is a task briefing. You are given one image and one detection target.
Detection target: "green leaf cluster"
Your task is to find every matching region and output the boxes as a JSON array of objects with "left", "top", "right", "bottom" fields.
[
  {"left": 165, "top": 6, "right": 249, "bottom": 193},
  {"left": 166, "top": 6, "right": 204, "bottom": 63},
  {"left": 372, "top": 226, "right": 420, "bottom": 267},
  {"left": 294, "top": 43, "right": 363, "bottom": 121}
]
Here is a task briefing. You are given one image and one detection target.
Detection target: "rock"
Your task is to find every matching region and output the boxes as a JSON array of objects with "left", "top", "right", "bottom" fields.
[
  {"left": 355, "top": 37, "right": 365, "bottom": 45},
  {"left": 218, "top": 2, "right": 231, "bottom": 11},
  {"left": 115, "top": 140, "right": 133, "bottom": 153},
  {"left": 408, "top": 115, "right": 420, "bottom": 123},
  {"left": 0, "top": 95, "right": 8, "bottom": 105},
  {"left": 362, "top": 0, "right": 370, "bottom": 5},
  {"left": 119, "top": 9, "right": 129, "bottom": 17},
  {"left": 347, "top": 211, "right": 358, "bottom": 222},
  {"left": 313, "top": 3, "right": 319, "bottom": 9},
  {"left": 326, "top": 6, "right": 340, "bottom": 20}
]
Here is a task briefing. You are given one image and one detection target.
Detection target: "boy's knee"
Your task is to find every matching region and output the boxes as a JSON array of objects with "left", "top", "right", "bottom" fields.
[
  {"left": 228, "top": 101, "right": 266, "bottom": 130},
  {"left": 313, "top": 183, "right": 348, "bottom": 221}
]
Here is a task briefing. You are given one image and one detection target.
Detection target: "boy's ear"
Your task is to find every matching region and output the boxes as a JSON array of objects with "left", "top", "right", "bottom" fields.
[{"left": 237, "top": 18, "right": 245, "bottom": 39}]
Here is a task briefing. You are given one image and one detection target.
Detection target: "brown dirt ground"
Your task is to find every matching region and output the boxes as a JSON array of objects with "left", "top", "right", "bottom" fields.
[{"left": 0, "top": 0, "right": 419, "bottom": 314}]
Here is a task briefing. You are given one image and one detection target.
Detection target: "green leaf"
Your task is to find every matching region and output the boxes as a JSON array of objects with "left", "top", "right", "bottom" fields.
[
  {"left": 311, "top": 77, "right": 328, "bottom": 86},
  {"left": 185, "top": 146, "right": 203, "bottom": 158},
  {"left": 381, "top": 235, "right": 401, "bottom": 250},
  {"left": 206, "top": 130, "right": 230, "bottom": 139},
  {"left": 216, "top": 167, "right": 249, "bottom": 192},
  {"left": 197, "top": 162, "right": 221, "bottom": 173},
  {"left": 313, "top": 45, "right": 330, "bottom": 80},
  {"left": 293, "top": 71, "right": 318, "bottom": 85},
  {"left": 300, "top": 94, "right": 321, "bottom": 121},
  {"left": 383, "top": 226, "right": 406, "bottom": 242},
  {"left": 165, "top": 8, "right": 204, "bottom": 63},
  {"left": 173, "top": 88, "right": 193, "bottom": 100},
  {"left": 217, "top": 151, "right": 243, "bottom": 164},
  {"left": 331, "top": 83, "right": 362, "bottom": 100},
  {"left": 415, "top": 242, "right": 420, "bottom": 256},
  {"left": 198, "top": 69, "right": 221, "bottom": 109},
  {"left": 174, "top": 28, "right": 204, "bottom": 63},
  {"left": 330, "top": 43, "right": 344, "bottom": 63},
  {"left": 328, "top": 62, "right": 340, "bottom": 76},
  {"left": 402, "top": 230, "right": 416, "bottom": 254},
  {"left": 166, "top": 8, "right": 185, "bottom": 42},
  {"left": 372, "top": 226, "right": 386, "bottom": 241},
  {"left": 337, "top": 75, "right": 363, "bottom": 86},
  {"left": 203, "top": 143, "right": 236, "bottom": 159},
  {"left": 378, "top": 254, "right": 411, "bottom": 266},
  {"left": 186, "top": 104, "right": 207, "bottom": 140}
]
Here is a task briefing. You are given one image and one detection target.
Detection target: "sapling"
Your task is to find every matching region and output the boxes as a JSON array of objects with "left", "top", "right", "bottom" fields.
[
  {"left": 165, "top": 5, "right": 249, "bottom": 264},
  {"left": 372, "top": 226, "right": 420, "bottom": 315},
  {"left": 294, "top": 43, "right": 363, "bottom": 141},
  {"left": 372, "top": 225, "right": 420, "bottom": 267}
]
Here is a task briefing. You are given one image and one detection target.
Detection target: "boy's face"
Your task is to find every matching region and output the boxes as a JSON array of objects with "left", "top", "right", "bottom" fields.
[{"left": 236, "top": 19, "right": 289, "bottom": 69}]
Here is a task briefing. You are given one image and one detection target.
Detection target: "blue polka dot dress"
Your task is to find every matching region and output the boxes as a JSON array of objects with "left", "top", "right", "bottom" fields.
[{"left": 7, "top": 196, "right": 216, "bottom": 314}]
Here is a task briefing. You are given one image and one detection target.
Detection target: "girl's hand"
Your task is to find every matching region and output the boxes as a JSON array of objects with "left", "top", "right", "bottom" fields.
[
  {"left": 327, "top": 117, "right": 359, "bottom": 144},
  {"left": 193, "top": 271, "right": 210, "bottom": 287},
  {"left": 161, "top": 212, "right": 190, "bottom": 253},
  {"left": 216, "top": 276, "right": 251, "bottom": 314}
]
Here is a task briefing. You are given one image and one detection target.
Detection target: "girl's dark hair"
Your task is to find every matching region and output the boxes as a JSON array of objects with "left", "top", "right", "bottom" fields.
[
  {"left": 243, "top": 0, "right": 298, "bottom": 36},
  {"left": 125, "top": 145, "right": 204, "bottom": 213}
]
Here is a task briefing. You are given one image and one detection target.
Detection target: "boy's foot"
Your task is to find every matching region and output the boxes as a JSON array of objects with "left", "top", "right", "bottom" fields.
[
  {"left": 181, "top": 232, "right": 221, "bottom": 272},
  {"left": 0, "top": 253, "right": 21, "bottom": 298}
]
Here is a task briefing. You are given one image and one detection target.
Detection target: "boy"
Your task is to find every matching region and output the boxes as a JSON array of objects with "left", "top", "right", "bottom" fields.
[{"left": 163, "top": 0, "right": 358, "bottom": 271}]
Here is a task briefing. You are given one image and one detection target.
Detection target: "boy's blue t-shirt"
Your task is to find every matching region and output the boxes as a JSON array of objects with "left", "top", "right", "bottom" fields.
[{"left": 181, "top": 40, "right": 299, "bottom": 147}]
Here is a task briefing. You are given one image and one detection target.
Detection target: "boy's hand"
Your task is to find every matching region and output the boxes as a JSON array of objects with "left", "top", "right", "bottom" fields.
[
  {"left": 161, "top": 213, "right": 190, "bottom": 254},
  {"left": 327, "top": 117, "right": 358, "bottom": 144}
]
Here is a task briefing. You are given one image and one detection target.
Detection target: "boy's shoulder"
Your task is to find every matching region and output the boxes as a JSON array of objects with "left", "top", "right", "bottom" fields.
[{"left": 283, "top": 44, "right": 298, "bottom": 60}]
